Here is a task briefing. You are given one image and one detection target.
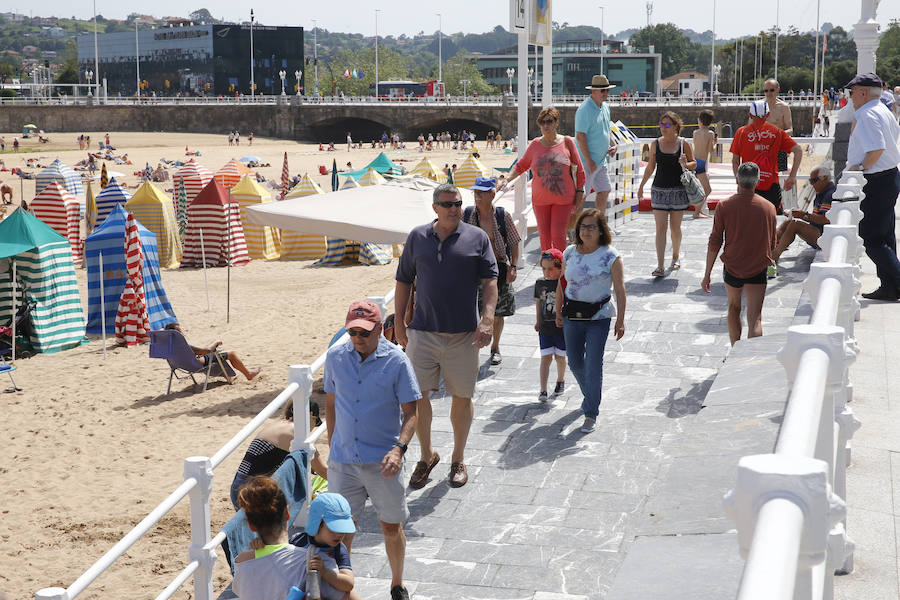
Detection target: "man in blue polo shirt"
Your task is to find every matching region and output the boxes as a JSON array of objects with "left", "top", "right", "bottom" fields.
[
  {"left": 324, "top": 300, "right": 420, "bottom": 600},
  {"left": 575, "top": 74, "right": 618, "bottom": 210},
  {"left": 394, "top": 183, "right": 498, "bottom": 489}
]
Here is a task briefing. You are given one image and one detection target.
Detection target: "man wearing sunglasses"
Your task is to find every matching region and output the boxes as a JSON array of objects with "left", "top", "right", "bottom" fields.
[
  {"left": 763, "top": 79, "right": 794, "bottom": 175},
  {"left": 771, "top": 164, "right": 834, "bottom": 270},
  {"left": 324, "top": 300, "right": 420, "bottom": 600},
  {"left": 395, "top": 183, "right": 499, "bottom": 489},
  {"left": 575, "top": 74, "right": 618, "bottom": 210}
]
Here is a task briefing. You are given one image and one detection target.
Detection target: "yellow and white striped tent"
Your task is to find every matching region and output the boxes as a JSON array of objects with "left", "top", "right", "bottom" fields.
[
  {"left": 124, "top": 181, "right": 183, "bottom": 268},
  {"left": 230, "top": 176, "right": 282, "bottom": 260},
  {"left": 410, "top": 157, "right": 446, "bottom": 183},
  {"left": 341, "top": 176, "right": 361, "bottom": 190},
  {"left": 358, "top": 167, "right": 387, "bottom": 187},
  {"left": 280, "top": 174, "right": 328, "bottom": 260},
  {"left": 453, "top": 153, "right": 490, "bottom": 189}
]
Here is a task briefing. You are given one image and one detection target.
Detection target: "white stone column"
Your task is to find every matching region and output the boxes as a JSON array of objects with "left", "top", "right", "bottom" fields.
[{"left": 853, "top": 0, "right": 880, "bottom": 74}]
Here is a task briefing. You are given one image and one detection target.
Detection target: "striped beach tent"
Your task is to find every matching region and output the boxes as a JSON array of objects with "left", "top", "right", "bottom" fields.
[
  {"left": 410, "top": 157, "right": 446, "bottom": 183},
  {"left": 214, "top": 159, "right": 251, "bottom": 190},
  {"left": 280, "top": 174, "right": 327, "bottom": 260},
  {"left": 30, "top": 182, "right": 83, "bottom": 264},
  {"left": 114, "top": 213, "right": 151, "bottom": 346},
  {"left": 35, "top": 159, "right": 84, "bottom": 198},
  {"left": 358, "top": 167, "right": 387, "bottom": 187},
  {"left": 173, "top": 159, "right": 213, "bottom": 205},
  {"left": 85, "top": 204, "right": 177, "bottom": 334},
  {"left": 453, "top": 153, "right": 490, "bottom": 189},
  {"left": 341, "top": 176, "right": 361, "bottom": 190},
  {"left": 95, "top": 178, "right": 132, "bottom": 226},
  {"left": 182, "top": 179, "right": 250, "bottom": 268},
  {"left": 231, "top": 176, "right": 281, "bottom": 260},
  {"left": 125, "top": 181, "right": 182, "bottom": 268},
  {"left": 0, "top": 208, "right": 87, "bottom": 354}
]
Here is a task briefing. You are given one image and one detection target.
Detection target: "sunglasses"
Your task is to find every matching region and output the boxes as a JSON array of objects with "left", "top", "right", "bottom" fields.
[
  {"left": 435, "top": 200, "right": 463, "bottom": 208},
  {"left": 347, "top": 329, "right": 374, "bottom": 338},
  {"left": 579, "top": 223, "right": 599, "bottom": 231},
  {"left": 764, "top": 88, "right": 777, "bottom": 92},
  {"left": 808, "top": 176, "right": 821, "bottom": 183},
  {"left": 538, "top": 119, "right": 557, "bottom": 125},
  {"left": 659, "top": 122, "right": 673, "bottom": 128}
]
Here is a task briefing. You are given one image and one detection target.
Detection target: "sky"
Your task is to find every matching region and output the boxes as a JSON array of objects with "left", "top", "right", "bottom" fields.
[{"left": 3, "top": 0, "right": 899, "bottom": 41}]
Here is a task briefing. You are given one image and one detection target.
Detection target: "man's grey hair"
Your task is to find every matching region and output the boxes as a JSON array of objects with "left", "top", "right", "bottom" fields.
[
  {"left": 812, "top": 162, "right": 832, "bottom": 180},
  {"left": 765, "top": 78, "right": 780, "bottom": 89},
  {"left": 737, "top": 162, "right": 760, "bottom": 190},
  {"left": 866, "top": 86, "right": 883, "bottom": 101},
  {"left": 433, "top": 183, "right": 460, "bottom": 204}
]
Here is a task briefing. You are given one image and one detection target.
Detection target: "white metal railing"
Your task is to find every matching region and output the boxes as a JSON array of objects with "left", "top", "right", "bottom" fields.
[
  {"left": 34, "top": 290, "right": 396, "bottom": 600},
  {"left": 724, "top": 170, "right": 865, "bottom": 600}
]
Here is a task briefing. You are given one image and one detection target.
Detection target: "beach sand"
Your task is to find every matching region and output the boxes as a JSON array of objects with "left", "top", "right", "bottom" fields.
[{"left": 0, "top": 129, "right": 828, "bottom": 599}]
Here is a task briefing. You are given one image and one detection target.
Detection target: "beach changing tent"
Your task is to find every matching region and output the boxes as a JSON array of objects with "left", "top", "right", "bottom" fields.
[
  {"left": 342, "top": 152, "right": 403, "bottom": 180},
  {"left": 281, "top": 175, "right": 328, "bottom": 260},
  {"left": 85, "top": 204, "right": 177, "bottom": 334},
  {"left": 94, "top": 178, "right": 132, "bottom": 226},
  {"left": 173, "top": 159, "right": 214, "bottom": 205},
  {"left": 30, "top": 182, "right": 83, "bottom": 264},
  {"left": 341, "top": 176, "right": 360, "bottom": 190},
  {"left": 182, "top": 179, "right": 250, "bottom": 267},
  {"left": 0, "top": 208, "right": 87, "bottom": 353},
  {"left": 214, "top": 159, "right": 252, "bottom": 190},
  {"left": 35, "top": 159, "right": 84, "bottom": 199},
  {"left": 410, "top": 158, "right": 446, "bottom": 183},
  {"left": 453, "top": 153, "right": 490, "bottom": 189},
  {"left": 125, "top": 181, "right": 182, "bottom": 268},
  {"left": 358, "top": 167, "right": 387, "bottom": 187},
  {"left": 231, "top": 176, "right": 281, "bottom": 260}
]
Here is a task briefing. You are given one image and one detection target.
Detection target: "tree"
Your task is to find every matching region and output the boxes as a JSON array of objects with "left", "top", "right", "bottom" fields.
[
  {"left": 442, "top": 54, "right": 498, "bottom": 96},
  {"left": 777, "top": 66, "right": 814, "bottom": 91},
  {"left": 876, "top": 21, "right": 900, "bottom": 69},
  {"left": 629, "top": 23, "right": 695, "bottom": 78},
  {"left": 824, "top": 60, "right": 856, "bottom": 90},
  {"left": 55, "top": 58, "right": 79, "bottom": 84},
  {"left": 189, "top": 9, "right": 218, "bottom": 24}
]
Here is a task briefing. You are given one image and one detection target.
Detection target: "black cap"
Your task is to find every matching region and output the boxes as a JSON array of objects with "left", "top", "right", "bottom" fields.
[{"left": 845, "top": 72, "right": 883, "bottom": 89}]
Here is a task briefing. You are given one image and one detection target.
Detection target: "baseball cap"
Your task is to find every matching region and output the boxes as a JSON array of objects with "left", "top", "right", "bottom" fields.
[
  {"left": 749, "top": 99, "right": 769, "bottom": 118},
  {"left": 845, "top": 72, "right": 882, "bottom": 89},
  {"left": 305, "top": 493, "right": 356, "bottom": 536},
  {"left": 345, "top": 300, "right": 382, "bottom": 331},
  {"left": 541, "top": 248, "right": 564, "bottom": 263},
  {"left": 472, "top": 176, "right": 497, "bottom": 191}
]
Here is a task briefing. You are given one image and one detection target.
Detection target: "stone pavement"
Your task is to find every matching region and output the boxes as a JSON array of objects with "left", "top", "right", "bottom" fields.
[{"left": 346, "top": 212, "right": 850, "bottom": 600}]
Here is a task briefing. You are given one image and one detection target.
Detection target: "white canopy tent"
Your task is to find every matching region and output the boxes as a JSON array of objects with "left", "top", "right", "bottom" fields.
[{"left": 244, "top": 176, "right": 535, "bottom": 245}]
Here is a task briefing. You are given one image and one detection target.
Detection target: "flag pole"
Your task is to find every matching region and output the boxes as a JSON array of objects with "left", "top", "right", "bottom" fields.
[
  {"left": 99, "top": 252, "right": 107, "bottom": 359},
  {"left": 199, "top": 227, "right": 210, "bottom": 311},
  {"left": 11, "top": 260, "right": 16, "bottom": 363},
  {"left": 226, "top": 190, "right": 232, "bottom": 324}
]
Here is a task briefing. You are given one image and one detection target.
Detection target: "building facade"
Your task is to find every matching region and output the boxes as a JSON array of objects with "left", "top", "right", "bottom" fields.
[
  {"left": 77, "top": 24, "right": 304, "bottom": 96},
  {"left": 476, "top": 39, "right": 662, "bottom": 96}
]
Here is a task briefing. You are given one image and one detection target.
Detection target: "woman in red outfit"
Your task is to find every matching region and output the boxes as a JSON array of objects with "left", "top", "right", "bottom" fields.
[{"left": 499, "top": 107, "right": 586, "bottom": 250}]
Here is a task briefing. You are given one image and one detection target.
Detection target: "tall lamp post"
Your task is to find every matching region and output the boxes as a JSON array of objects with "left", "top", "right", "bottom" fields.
[
  {"left": 92, "top": 0, "right": 99, "bottom": 99},
  {"left": 598, "top": 6, "right": 605, "bottom": 74},
  {"left": 85, "top": 70, "right": 94, "bottom": 97},
  {"left": 312, "top": 19, "right": 319, "bottom": 97},
  {"left": 249, "top": 9, "right": 256, "bottom": 97},
  {"left": 436, "top": 13, "right": 442, "bottom": 93},
  {"left": 774, "top": 0, "right": 780, "bottom": 80},
  {"left": 279, "top": 69, "right": 286, "bottom": 95},
  {"left": 460, "top": 79, "right": 471, "bottom": 99},
  {"left": 710, "top": 0, "right": 716, "bottom": 100},
  {"left": 506, "top": 67, "right": 515, "bottom": 93},
  {"left": 135, "top": 21, "right": 140, "bottom": 97},
  {"left": 295, "top": 69, "right": 302, "bottom": 95},
  {"left": 374, "top": 9, "right": 380, "bottom": 98}
]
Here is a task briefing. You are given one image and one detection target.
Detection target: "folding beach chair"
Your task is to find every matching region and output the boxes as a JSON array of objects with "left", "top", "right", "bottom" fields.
[
  {"left": 0, "top": 353, "right": 20, "bottom": 392},
  {"left": 148, "top": 329, "right": 236, "bottom": 394}
]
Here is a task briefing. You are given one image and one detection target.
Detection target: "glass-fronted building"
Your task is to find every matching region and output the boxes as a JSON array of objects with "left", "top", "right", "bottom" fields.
[
  {"left": 476, "top": 39, "right": 661, "bottom": 96},
  {"left": 77, "top": 24, "right": 304, "bottom": 96}
]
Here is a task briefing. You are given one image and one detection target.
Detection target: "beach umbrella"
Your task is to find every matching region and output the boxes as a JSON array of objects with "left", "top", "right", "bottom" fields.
[
  {"left": 280, "top": 152, "right": 290, "bottom": 199},
  {"left": 331, "top": 159, "right": 339, "bottom": 192},
  {"left": 114, "top": 213, "right": 150, "bottom": 346},
  {"left": 23, "top": 124, "right": 38, "bottom": 129},
  {"left": 85, "top": 181, "right": 98, "bottom": 234},
  {"left": 100, "top": 163, "right": 109, "bottom": 190},
  {"left": 214, "top": 159, "right": 249, "bottom": 190},
  {"left": 358, "top": 167, "right": 387, "bottom": 187},
  {"left": 176, "top": 179, "right": 188, "bottom": 243},
  {"left": 239, "top": 156, "right": 263, "bottom": 163}
]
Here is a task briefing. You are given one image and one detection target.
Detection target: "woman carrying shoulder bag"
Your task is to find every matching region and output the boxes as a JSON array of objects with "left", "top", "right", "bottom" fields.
[
  {"left": 498, "top": 106, "right": 585, "bottom": 251},
  {"left": 554, "top": 208, "right": 626, "bottom": 434}
]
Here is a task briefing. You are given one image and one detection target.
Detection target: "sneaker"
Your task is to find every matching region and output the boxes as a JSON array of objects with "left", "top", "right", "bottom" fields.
[
  {"left": 767, "top": 264, "right": 777, "bottom": 279},
  {"left": 538, "top": 391, "right": 548, "bottom": 403},
  {"left": 489, "top": 349, "right": 502, "bottom": 365},
  {"left": 553, "top": 381, "right": 565, "bottom": 396},
  {"left": 580, "top": 418, "right": 596, "bottom": 433},
  {"left": 391, "top": 585, "right": 410, "bottom": 600}
]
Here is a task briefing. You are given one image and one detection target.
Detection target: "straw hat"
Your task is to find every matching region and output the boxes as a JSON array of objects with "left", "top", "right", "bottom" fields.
[{"left": 585, "top": 75, "right": 616, "bottom": 90}]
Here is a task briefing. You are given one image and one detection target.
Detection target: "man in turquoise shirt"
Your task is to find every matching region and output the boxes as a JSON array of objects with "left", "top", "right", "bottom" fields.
[{"left": 575, "top": 74, "right": 617, "bottom": 209}]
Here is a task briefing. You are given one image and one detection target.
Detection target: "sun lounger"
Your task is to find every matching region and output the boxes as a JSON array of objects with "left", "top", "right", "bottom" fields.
[{"left": 148, "top": 329, "right": 237, "bottom": 394}]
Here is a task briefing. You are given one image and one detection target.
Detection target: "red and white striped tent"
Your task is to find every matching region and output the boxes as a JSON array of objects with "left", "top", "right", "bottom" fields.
[
  {"left": 173, "top": 159, "right": 213, "bottom": 206},
  {"left": 30, "top": 182, "right": 83, "bottom": 264},
  {"left": 114, "top": 213, "right": 151, "bottom": 346},
  {"left": 214, "top": 159, "right": 253, "bottom": 190},
  {"left": 182, "top": 179, "right": 250, "bottom": 267}
]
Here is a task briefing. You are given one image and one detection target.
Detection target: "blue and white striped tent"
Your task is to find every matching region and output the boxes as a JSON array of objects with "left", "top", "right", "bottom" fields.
[
  {"left": 35, "top": 159, "right": 84, "bottom": 199},
  {"left": 84, "top": 204, "right": 177, "bottom": 334},
  {"left": 95, "top": 178, "right": 132, "bottom": 226}
]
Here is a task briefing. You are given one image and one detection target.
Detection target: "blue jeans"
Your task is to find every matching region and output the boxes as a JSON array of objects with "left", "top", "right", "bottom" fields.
[{"left": 563, "top": 317, "right": 611, "bottom": 420}]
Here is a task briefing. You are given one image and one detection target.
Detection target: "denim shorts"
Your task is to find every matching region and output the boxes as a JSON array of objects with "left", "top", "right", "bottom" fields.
[{"left": 539, "top": 334, "right": 567, "bottom": 356}]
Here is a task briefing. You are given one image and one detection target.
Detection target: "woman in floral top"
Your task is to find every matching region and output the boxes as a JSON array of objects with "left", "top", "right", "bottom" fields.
[{"left": 555, "top": 208, "right": 626, "bottom": 433}]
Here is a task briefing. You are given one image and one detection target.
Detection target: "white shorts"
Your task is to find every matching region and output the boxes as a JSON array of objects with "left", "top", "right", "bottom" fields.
[
  {"left": 586, "top": 165, "right": 611, "bottom": 194},
  {"left": 327, "top": 460, "right": 409, "bottom": 525}
]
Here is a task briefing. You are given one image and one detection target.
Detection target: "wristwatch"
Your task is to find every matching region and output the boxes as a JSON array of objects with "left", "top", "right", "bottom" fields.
[
  {"left": 393, "top": 442, "right": 408, "bottom": 454},
  {"left": 510, "top": 265, "right": 518, "bottom": 269}
]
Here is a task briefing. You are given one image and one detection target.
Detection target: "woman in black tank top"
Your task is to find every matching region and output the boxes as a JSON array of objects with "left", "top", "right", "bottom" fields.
[{"left": 637, "top": 111, "right": 696, "bottom": 277}]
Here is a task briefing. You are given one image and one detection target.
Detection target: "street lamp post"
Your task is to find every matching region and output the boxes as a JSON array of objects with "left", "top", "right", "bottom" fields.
[
  {"left": 460, "top": 79, "right": 471, "bottom": 99},
  {"left": 250, "top": 9, "right": 255, "bottom": 97},
  {"left": 374, "top": 9, "right": 380, "bottom": 98},
  {"left": 312, "top": 19, "right": 319, "bottom": 97},
  {"left": 774, "top": 0, "right": 780, "bottom": 80},
  {"left": 710, "top": 0, "right": 716, "bottom": 100},
  {"left": 506, "top": 67, "right": 515, "bottom": 93},
  {"left": 92, "top": 0, "right": 99, "bottom": 99},
  {"left": 85, "top": 70, "right": 94, "bottom": 97},
  {"left": 436, "top": 13, "right": 442, "bottom": 93},
  {"left": 279, "top": 69, "right": 286, "bottom": 95},
  {"left": 599, "top": 6, "right": 605, "bottom": 74},
  {"left": 295, "top": 70, "right": 302, "bottom": 95},
  {"left": 135, "top": 22, "right": 140, "bottom": 98}
]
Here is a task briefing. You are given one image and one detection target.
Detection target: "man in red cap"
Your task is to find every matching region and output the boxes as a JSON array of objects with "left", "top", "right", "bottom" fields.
[{"left": 323, "top": 300, "right": 420, "bottom": 600}]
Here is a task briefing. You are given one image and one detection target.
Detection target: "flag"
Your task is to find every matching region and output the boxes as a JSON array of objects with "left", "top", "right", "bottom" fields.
[
  {"left": 822, "top": 34, "right": 827, "bottom": 55},
  {"left": 343, "top": 68, "right": 351, "bottom": 78},
  {"left": 357, "top": 69, "right": 365, "bottom": 79},
  {"left": 352, "top": 69, "right": 358, "bottom": 79}
]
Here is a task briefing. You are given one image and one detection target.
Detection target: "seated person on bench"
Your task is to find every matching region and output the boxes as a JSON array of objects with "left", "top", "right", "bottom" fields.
[
  {"left": 164, "top": 322, "right": 260, "bottom": 381},
  {"left": 772, "top": 163, "right": 834, "bottom": 264}
]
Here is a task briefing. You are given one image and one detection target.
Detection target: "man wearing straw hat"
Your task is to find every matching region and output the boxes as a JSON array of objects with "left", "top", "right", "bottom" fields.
[{"left": 575, "top": 74, "right": 618, "bottom": 210}]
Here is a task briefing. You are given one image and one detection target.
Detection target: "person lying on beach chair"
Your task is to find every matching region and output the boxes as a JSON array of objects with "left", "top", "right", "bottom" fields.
[{"left": 164, "top": 322, "right": 261, "bottom": 381}]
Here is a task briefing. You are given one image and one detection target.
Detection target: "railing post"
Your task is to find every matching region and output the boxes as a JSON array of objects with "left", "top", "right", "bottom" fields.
[
  {"left": 804, "top": 263, "right": 861, "bottom": 346},
  {"left": 289, "top": 365, "right": 314, "bottom": 454},
  {"left": 183, "top": 456, "right": 216, "bottom": 600},
  {"left": 366, "top": 296, "right": 387, "bottom": 320},
  {"left": 34, "top": 588, "right": 68, "bottom": 600}
]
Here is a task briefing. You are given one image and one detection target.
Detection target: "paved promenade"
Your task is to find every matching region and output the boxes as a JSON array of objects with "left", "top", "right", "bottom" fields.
[{"left": 334, "top": 212, "right": 898, "bottom": 600}]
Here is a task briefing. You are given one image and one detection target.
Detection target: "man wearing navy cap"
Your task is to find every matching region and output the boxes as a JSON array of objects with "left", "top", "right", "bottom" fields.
[{"left": 846, "top": 72, "right": 900, "bottom": 301}]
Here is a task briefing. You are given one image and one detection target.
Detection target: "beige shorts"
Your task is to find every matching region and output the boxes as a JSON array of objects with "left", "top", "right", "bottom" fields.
[
  {"left": 406, "top": 329, "right": 478, "bottom": 398},
  {"left": 586, "top": 165, "right": 611, "bottom": 194},
  {"left": 327, "top": 460, "right": 408, "bottom": 525}
]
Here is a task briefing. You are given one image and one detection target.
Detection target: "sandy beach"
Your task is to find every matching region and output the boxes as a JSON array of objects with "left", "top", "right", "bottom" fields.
[{"left": 0, "top": 128, "right": 828, "bottom": 599}]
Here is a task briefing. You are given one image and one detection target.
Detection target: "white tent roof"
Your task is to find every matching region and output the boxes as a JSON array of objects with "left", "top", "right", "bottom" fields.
[{"left": 244, "top": 176, "right": 534, "bottom": 245}]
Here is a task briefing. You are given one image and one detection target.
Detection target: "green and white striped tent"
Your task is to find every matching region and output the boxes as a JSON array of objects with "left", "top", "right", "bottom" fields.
[{"left": 0, "top": 208, "right": 87, "bottom": 354}]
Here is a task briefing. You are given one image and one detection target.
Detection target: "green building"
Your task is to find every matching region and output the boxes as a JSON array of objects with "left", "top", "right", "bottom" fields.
[{"left": 476, "top": 39, "right": 661, "bottom": 96}]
